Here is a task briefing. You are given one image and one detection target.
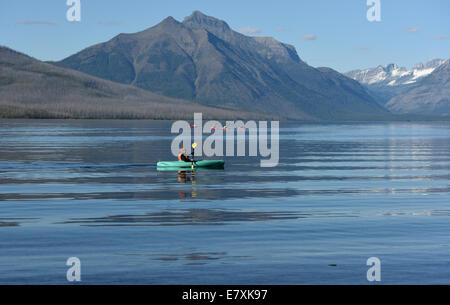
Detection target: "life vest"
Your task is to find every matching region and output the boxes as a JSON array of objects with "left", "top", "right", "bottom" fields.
[{"left": 178, "top": 153, "right": 183, "bottom": 161}]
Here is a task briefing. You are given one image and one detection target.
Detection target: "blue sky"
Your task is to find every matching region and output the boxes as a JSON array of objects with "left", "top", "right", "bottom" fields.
[{"left": 0, "top": 0, "right": 449, "bottom": 72}]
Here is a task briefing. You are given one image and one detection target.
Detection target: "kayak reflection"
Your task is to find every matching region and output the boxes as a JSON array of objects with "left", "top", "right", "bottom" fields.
[{"left": 157, "top": 165, "right": 225, "bottom": 199}]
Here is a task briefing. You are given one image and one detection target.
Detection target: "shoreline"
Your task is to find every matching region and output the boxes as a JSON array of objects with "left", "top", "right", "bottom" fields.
[{"left": 1, "top": 116, "right": 449, "bottom": 123}]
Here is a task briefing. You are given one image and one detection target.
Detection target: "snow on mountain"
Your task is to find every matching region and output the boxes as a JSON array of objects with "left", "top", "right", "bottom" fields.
[
  {"left": 344, "top": 59, "right": 448, "bottom": 106},
  {"left": 346, "top": 59, "right": 446, "bottom": 87},
  {"left": 385, "top": 59, "right": 450, "bottom": 115}
]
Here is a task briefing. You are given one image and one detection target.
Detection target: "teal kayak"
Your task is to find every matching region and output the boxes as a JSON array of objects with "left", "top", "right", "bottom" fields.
[{"left": 157, "top": 160, "right": 224, "bottom": 169}]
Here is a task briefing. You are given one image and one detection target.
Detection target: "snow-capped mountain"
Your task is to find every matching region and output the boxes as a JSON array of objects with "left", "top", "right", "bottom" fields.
[
  {"left": 345, "top": 59, "right": 447, "bottom": 105},
  {"left": 346, "top": 59, "right": 446, "bottom": 87},
  {"left": 386, "top": 59, "right": 450, "bottom": 116}
]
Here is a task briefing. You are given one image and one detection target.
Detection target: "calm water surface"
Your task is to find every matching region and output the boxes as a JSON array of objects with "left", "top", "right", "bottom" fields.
[{"left": 0, "top": 120, "right": 449, "bottom": 284}]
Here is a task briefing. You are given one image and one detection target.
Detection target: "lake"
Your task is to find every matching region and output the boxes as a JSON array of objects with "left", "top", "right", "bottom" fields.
[{"left": 0, "top": 119, "right": 449, "bottom": 284}]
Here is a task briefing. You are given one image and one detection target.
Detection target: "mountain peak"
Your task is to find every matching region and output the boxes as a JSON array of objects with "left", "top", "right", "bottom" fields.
[
  {"left": 183, "top": 10, "right": 231, "bottom": 32},
  {"left": 186, "top": 10, "right": 208, "bottom": 19},
  {"left": 414, "top": 59, "right": 445, "bottom": 70},
  {"left": 136, "top": 16, "right": 181, "bottom": 36},
  {"left": 158, "top": 16, "right": 180, "bottom": 26},
  {"left": 54, "top": 12, "right": 386, "bottom": 120},
  {"left": 385, "top": 63, "right": 398, "bottom": 72}
]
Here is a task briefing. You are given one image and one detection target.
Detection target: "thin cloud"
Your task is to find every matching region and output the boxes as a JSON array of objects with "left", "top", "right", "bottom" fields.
[
  {"left": 275, "top": 26, "right": 286, "bottom": 32},
  {"left": 433, "top": 34, "right": 450, "bottom": 40},
  {"left": 404, "top": 26, "right": 419, "bottom": 33},
  {"left": 359, "top": 47, "right": 370, "bottom": 51},
  {"left": 19, "top": 20, "right": 56, "bottom": 26},
  {"left": 300, "top": 34, "right": 317, "bottom": 41},
  {"left": 238, "top": 27, "right": 262, "bottom": 35},
  {"left": 98, "top": 21, "right": 122, "bottom": 26}
]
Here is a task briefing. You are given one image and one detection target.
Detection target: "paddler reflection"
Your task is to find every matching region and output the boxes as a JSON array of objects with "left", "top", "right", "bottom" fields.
[
  {"left": 177, "top": 170, "right": 197, "bottom": 198},
  {"left": 177, "top": 170, "right": 190, "bottom": 183}
]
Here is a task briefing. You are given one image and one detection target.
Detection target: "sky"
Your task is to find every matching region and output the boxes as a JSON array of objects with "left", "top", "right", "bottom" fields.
[{"left": 0, "top": 0, "right": 449, "bottom": 72}]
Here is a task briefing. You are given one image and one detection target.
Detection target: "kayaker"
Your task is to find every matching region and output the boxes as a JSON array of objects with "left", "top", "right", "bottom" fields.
[{"left": 178, "top": 147, "right": 194, "bottom": 162}]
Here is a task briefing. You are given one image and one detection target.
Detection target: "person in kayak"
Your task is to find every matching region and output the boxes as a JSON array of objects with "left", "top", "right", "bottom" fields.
[{"left": 178, "top": 147, "right": 194, "bottom": 162}]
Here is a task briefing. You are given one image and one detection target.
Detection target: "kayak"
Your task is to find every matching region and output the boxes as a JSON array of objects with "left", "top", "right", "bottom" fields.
[
  {"left": 157, "top": 160, "right": 225, "bottom": 169},
  {"left": 157, "top": 160, "right": 224, "bottom": 170}
]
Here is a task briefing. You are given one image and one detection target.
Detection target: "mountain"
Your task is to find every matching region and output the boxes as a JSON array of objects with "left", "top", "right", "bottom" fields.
[
  {"left": 385, "top": 60, "right": 450, "bottom": 115},
  {"left": 0, "top": 46, "right": 269, "bottom": 119},
  {"left": 345, "top": 59, "right": 447, "bottom": 104},
  {"left": 54, "top": 11, "right": 388, "bottom": 120}
]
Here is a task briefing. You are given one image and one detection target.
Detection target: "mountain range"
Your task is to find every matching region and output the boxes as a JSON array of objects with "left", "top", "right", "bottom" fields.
[
  {"left": 346, "top": 59, "right": 446, "bottom": 88},
  {"left": 346, "top": 59, "right": 450, "bottom": 115},
  {"left": 385, "top": 60, "right": 450, "bottom": 115},
  {"left": 1, "top": 11, "right": 447, "bottom": 120},
  {"left": 0, "top": 46, "right": 268, "bottom": 119},
  {"left": 54, "top": 11, "right": 388, "bottom": 120},
  {"left": 345, "top": 59, "right": 446, "bottom": 104}
]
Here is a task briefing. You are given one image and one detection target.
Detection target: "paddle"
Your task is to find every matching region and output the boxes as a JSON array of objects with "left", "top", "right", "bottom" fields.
[{"left": 191, "top": 143, "right": 198, "bottom": 169}]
